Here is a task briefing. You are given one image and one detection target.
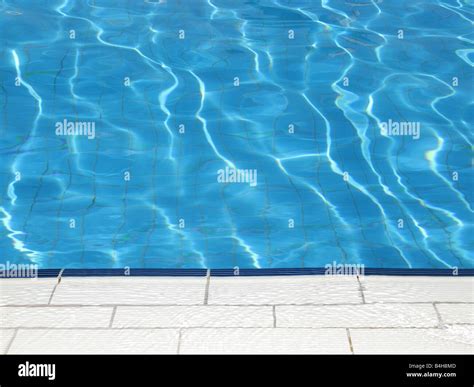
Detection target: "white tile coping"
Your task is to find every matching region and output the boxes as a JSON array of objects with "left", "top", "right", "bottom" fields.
[
  {"left": 360, "top": 276, "right": 474, "bottom": 303},
  {"left": 50, "top": 277, "right": 207, "bottom": 305},
  {"left": 8, "top": 329, "right": 179, "bottom": 354},
  {"left": 350, "top": 327, "right": 474, "bottom": 354},
  {"left": 436, "top": 303, "right": 474, "bottom": 325},
  {"left": 0, "top": 329, "right": 15, "bottom": 354},
  {"left": 0, "top": 275, "right": 472, "bottom": 354},
  {"left": 112, "top": 305, "right": 274, "bottom": 328},
  {"left": 0, "top": 307, "right": 114, "bottom": 328},
  {"left": 276, "top": 303, "right": 439, "bottom": 328},
  {"left": 0, "top": 279, "right": 56, "bottom": 306},
  {"left": 180, "top": 328, "right": 351, "bottom": 354},
  {"left": 207, "top": 275, "right": 362, "bottom": 305}
]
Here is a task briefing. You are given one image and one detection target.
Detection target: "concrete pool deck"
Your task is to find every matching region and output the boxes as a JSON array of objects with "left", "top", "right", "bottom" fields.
[{"left": 0, "top": 275, "right": 472, "bottom": 354}]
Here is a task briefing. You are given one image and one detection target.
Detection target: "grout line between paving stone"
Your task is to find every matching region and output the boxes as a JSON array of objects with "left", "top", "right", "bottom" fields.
[
  {"left": 346, "top": 328, "right": 354, "bottom": 354},
  {"left": 4, "top": 328, "right": 18, "bottom": 354},
  {"left": 177, "top": 329, "right": 182, "bottom": 354},
  {"left": 109, "top": 306, "right": 117, "bottom": 328},
  {"left": 356, "top": 274, "right": 366, "bottom": 304},
  {"left": 47, "top": 269, "right": 65, "bottom": 305},
  {"left": 3, "top": 325, "right": 465, "bottom": 330},
  {"left": 204, "top": 269, "right": 211, "bottom": 305},
  {"left": 3, "top": 301, "right": 473, "bottom": 308},
  {"left": 432, "top": 302, "right": 444, "bottom": 328}
]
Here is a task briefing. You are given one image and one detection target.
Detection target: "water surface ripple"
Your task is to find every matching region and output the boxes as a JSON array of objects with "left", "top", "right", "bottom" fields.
[{"left": 0, "top": 0, "right": 472, "bottom": 269}]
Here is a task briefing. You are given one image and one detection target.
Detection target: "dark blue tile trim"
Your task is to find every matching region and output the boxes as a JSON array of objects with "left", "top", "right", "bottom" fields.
[
  {"left": 210, "top": 268, "right": 474, "bottom": 276},
  {"left": 1, "top": 267, "right": 472, "bottom": 278},
  {"left": 62, "top": 268, "right": 208, "bottom": 277}
]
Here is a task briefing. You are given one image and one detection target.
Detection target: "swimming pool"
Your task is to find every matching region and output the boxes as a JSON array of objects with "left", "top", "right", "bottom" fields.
[{"left": 0, "top": 0, "right": 472, "bottom": 270}]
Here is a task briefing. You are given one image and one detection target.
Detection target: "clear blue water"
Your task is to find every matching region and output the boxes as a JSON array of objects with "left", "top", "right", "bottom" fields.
[{"left": 0, "top": 0, "right": 473, "bottom": 269}]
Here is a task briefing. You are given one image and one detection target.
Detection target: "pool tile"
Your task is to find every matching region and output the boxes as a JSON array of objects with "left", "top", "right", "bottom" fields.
[
  {"left": 0, "top": 307, "right": 113, "bottom": 328},
  {"left": 9, "top": 329, "right": 179, "bottom": 354},
  {"left": 51, "top": 277, "right": 206, "bottom": 305},
  {"left": 361, "top": 276, "right": 474, "bottom": 303},
  {"left": 350, "top": 327, "right": 474, "bottom": 354},
  {"left": 0, "top": 279, "right": 56, "bottom": 306},
  {"left": 180, "top": 328, "right": 351, "bottom": 354},
  {"left": 0, "top": 329, "right": 15, "bottom": 354},
  {"left": 208, "top": 275, "right": 361, "bottom": 305},
  {"left": 276, "top": 303, "right": 438, "bottom": 328},
  {"left": 113, "top": 305, "right": 273, "bottom": 328},
  {"left": 436, "top": 303, "right": 474, "bottom": 325}
]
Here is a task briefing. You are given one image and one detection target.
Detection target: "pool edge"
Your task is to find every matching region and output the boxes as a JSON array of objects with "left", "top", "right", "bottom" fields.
[{"left": 1, "top": 267, "right": 473, "bottom": 278}]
